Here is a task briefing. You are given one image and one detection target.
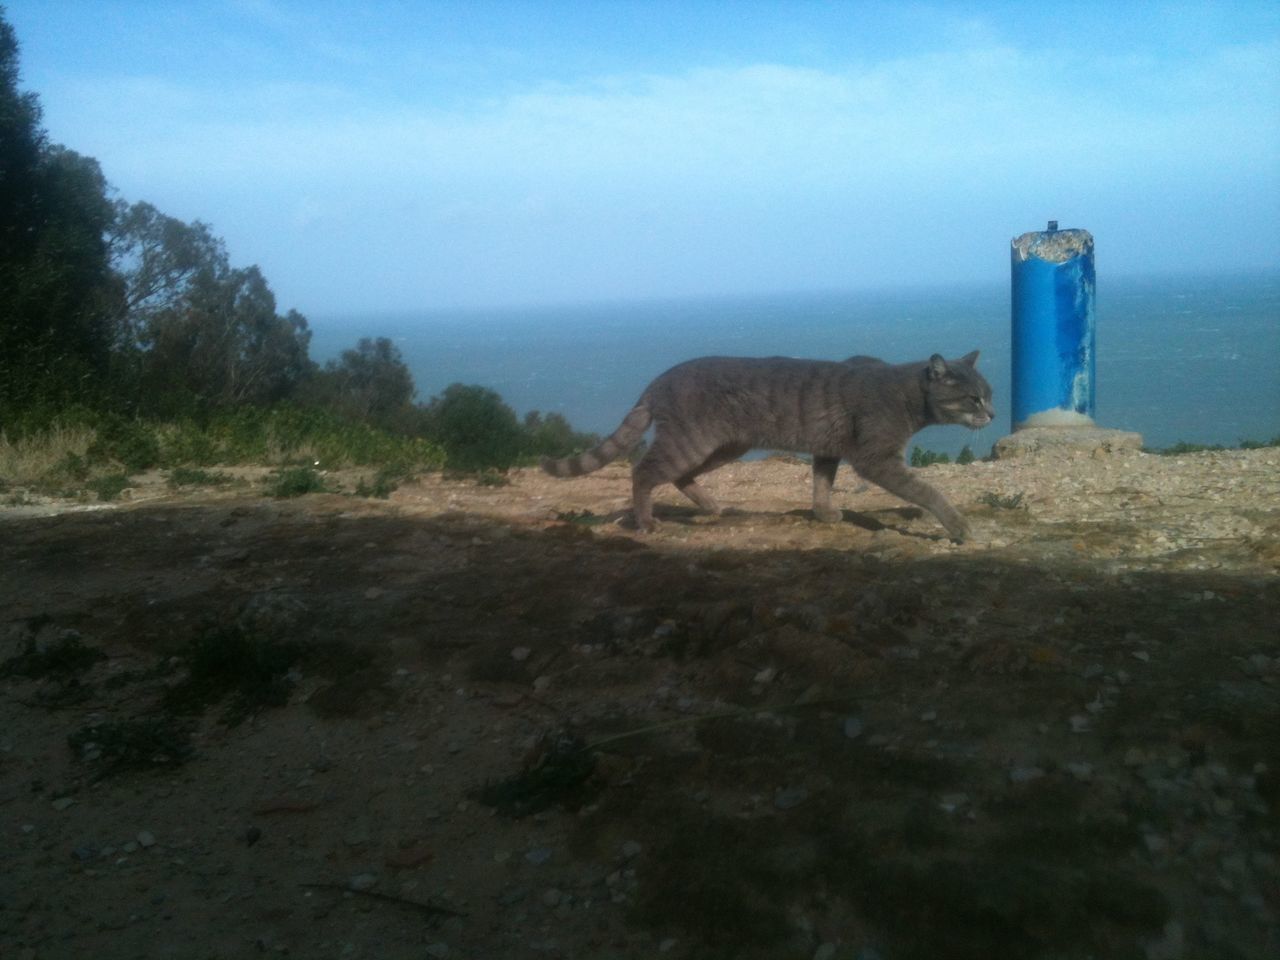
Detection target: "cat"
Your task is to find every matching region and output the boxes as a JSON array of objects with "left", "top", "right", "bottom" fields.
[{"left": 541, "top": 351, "right": 994, "bottom": 540}]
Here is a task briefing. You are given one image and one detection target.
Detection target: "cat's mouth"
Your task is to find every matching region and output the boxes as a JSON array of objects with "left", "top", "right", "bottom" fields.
[{"left": 966, "top": 412, "right": 993, "bottom": 428}]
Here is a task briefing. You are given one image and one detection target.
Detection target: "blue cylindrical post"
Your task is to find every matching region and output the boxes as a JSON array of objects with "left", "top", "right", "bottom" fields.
[{"left": 1010, "top": 222, "right": 1096, "bottom": 431}]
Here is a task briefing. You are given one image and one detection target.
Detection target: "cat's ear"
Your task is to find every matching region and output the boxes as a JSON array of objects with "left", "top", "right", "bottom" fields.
[
  {"left": 927, "top": 354, "right": 948, "bottom": 379},
  {"left": 959, "top": 350, "right": 980, "bottom": 367}
]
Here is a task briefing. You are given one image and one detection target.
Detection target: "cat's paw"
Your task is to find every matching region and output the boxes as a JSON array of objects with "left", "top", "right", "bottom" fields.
[{"left": 812, "top": 506, "right": 843, "bottom": 523}]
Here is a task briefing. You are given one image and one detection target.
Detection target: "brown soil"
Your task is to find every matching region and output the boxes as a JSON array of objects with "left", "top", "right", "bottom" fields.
[{"left": 3, "top": 447, "right": 1278, "bottom": 960}]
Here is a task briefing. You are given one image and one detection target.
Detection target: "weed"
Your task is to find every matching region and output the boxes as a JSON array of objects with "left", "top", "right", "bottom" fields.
[
  {"left": 1, "top": 628, "right": 105, "bottom": 679},
  {"left": 979, "top": 491, "right": 1025, "bottom": 510},
  {"left": 354, "top": 463, "right": 414, "bottom": 498},
  {"left": 163, "top": 623, "right": 302, "bottom": 724},
  {"left": 474, "top": 469, "right": 510, "bottom": 487},
  {"left": 476, "top": 731, "right": 598, "bottom": 818},
  {"left": 86, "top": 472, "right": 131, "bottom": 501},
  {"left": 265, "top": 466, "right": 327, "bottom": 498},
  {"left": 956, "top": 444, "right": 976, "bottom": 465}
]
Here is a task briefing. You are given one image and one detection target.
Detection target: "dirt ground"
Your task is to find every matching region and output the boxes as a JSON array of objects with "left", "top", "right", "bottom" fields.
[{"left": 2, "top": 444, "right": 1278, "bottom": 960}]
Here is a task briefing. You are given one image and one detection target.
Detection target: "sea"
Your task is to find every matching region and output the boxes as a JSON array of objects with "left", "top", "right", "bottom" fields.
[{"left": 309, "top": 270, "right": 1280, "bottom": 459}]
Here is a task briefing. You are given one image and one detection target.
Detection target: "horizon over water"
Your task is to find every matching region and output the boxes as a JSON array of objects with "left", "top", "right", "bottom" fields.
[{"left": 310, "top": 270, "right": 1280, "bottom": 459}]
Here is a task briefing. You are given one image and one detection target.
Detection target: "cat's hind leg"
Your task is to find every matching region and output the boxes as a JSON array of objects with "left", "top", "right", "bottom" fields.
[
  {"left": 675, "top": 443, "right": 749, "bottom": 515},
  {"left": 811, "top": 455, "right": 842, "bottom": 522}
]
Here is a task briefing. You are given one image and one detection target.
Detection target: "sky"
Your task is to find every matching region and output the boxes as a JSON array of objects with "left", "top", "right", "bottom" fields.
[{"left": 5, "top": 0, "right": 1279, "bottom": 316}]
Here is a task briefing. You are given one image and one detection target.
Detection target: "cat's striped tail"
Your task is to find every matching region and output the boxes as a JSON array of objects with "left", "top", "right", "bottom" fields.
[{"left": 540, "top": 404, "right": 651, "bottom": 477}]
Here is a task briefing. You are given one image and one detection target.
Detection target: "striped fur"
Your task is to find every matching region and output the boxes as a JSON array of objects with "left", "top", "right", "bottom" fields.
[
  {"left": 541, "top": 351, "right": 993, "bottom": 539},
  {"left": 540, "top": 404, "right": 652, "bottom": 477}
]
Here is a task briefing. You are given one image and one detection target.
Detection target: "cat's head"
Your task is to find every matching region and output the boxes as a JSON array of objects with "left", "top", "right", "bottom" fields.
[{"left": 926, "top": 351, "right": 994, "bottom": 429}]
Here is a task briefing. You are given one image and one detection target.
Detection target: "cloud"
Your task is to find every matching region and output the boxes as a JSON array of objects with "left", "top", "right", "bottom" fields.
[{"left": 45, "top": 27, "right": 1279, "bottom": 308}]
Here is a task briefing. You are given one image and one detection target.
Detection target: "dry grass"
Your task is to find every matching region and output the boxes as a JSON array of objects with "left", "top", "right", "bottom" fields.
[{"left": 0, "top": 423, "right": 96, "bottom": 486}]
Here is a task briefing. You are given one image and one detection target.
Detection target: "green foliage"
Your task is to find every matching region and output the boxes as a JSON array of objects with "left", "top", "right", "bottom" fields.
[
  {"left": 522, "top": 410, "right": 600, "bottom": 460},
  {"left": 86, "top": 472, "right": 131, "bottom": 502},
  {"left": 422, "top": 383, "right": 525, "bottom": 473},
  {"left": 265, "top": 465, "right": 327, "bottom": 498},
  {"left": 1, "top": 18, "right": 121, "bottom": 413},
  {"left": 910, "top": 446, "right": 951, "bottom": 467},
  {"left": 302, "top": 336, "right": 415, "bottom": 430},
  {"left": 1151, "top": 437, "right": 1279, "bottom": 455},
  {"left": 956, "top": 444, "right": 976, "bottom": 465},
  {"left": 86, "top": 412, "right": 160, "bottom": 470},
  {"left": 166, "top": 466, "right": 233, "bottom": 487}
]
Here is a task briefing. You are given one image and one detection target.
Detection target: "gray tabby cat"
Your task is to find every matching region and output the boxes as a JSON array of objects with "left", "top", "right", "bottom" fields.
[{"left": 541, "top": 351, "right": 994, "bottom": 541}]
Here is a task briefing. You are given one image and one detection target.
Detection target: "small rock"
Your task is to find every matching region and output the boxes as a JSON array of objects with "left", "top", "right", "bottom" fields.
[
  {"left": 72, "top": 845, "right": 97, "bottom": 862},
  {"left": 51, "top": 796, "right": 76, "bottom": 811},
  {"left": 541, "top": 888, "right": 562, "bottom": 907},
  {"left": 525, "top": 847, "right": 552, "bottom": 865},
  {"left": 364, "top": 587, "right": 384, "bottom": 600},
  {"left": 1009, "top": 766, "right": 1045, "bottom": 784},
  {"left": 774, "top": 786, "right": 809, "bottom": 810},
  {"left": 424, "top": 943, "right": 450, "bottom": 959},
  {"left": 511, "top": 646, "right": 531, "bottom": 662},
  {"left": 842, "top": 716, "right": 864, "bottom": 739},
  {"left": 620, "top": 840, "right": 643, "bottom": 860},
  {"left": 1131, "top": 650, "right": 1150, "bottom": 663},
  {"left": 347, "top": 872, "right": 379, "bottom": 892},
  {"left": 754, "top": 666, "right": 777, "bottom": 684},
  {"left": 658, "top": 939, "right": 679, "bottom": 954},
  {"left": 136, "top": 830, "right": 156, "bottom": 848},
  {"left": 1067, "top": 762, "right": 1094, "bottom": 782},
  {"left": 1069, "top": 714, "right": 1091, "bottom": 733}
]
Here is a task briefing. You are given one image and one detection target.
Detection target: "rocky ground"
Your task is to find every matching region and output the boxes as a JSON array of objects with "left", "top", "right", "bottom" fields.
[{"left": 1, "top": 444, "right": 1278, "bottom": 960}]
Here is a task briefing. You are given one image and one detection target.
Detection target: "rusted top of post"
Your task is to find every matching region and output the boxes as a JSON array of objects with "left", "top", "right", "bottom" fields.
[{"left": 1011, "top": 226, "right": 1093, "bottom": 264}]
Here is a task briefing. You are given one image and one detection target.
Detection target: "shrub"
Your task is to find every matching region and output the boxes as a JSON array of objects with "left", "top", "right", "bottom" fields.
[
  {"left": 910, "top": 447, "right": 951, "bottom": 467},
  {"left": 423, "top": 383, "right": 524, "bottom": 473},
  {"left": 265, "top": 466, "right": 327, "bottom": 498}
]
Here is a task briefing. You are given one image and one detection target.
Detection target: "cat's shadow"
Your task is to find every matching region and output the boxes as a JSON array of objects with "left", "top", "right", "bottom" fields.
[{"left": 637, "top": 504, "right": 935, "bottom": 540}]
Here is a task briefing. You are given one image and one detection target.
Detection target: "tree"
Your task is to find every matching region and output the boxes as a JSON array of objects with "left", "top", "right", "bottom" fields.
[
  {"left": 304, "top": 336, "right": 415, "bottom": 428},
  {"left": 140, "top": 263, "right": 314, "bottom": 410},
  {"left": 422, "top": 383, "right": 524, "bottom": 472},
  {"left": 523, "top": 409, "right": 598, "bottom": 458},
  {"left": 1, "top": 12, "right": 121, "bottom": 413}
]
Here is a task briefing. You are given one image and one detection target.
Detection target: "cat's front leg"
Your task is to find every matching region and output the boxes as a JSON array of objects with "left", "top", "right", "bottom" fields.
[
  {"left": 811, "top": 456, "right": 842, "bottom": 522},
  {"left": 850, "top": 455, "right": 970, "bottom": 541}
]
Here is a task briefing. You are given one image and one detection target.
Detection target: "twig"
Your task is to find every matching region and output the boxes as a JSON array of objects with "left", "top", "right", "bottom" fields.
[{"left": 299, "top": 882, "right": 467, "bottom": 919}]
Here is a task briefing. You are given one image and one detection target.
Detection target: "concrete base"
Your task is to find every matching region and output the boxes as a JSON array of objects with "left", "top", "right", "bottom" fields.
[{"left": 993, "top": 426, "right": 1144, "bottom": 460}]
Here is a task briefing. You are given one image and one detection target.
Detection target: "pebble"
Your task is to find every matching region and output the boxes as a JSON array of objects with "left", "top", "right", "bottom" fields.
[
  {"left": 524, "top": 847, "right": 552, "bottom": 865},
  {"left": 511, "top": 646, "right": 531, "bottom": 662},
  {"left": 348, "top": 873, "right": 379, "bottom": 892},
  {"left": 620, "top": 840, "right": 643, "bottom": 860},
  {"left": 424, "top": 944, "right": 450, "bottom": 959},
  {"left": 1069, "top": 714, "right": 1091, "bottom": 733},
  {"left": 51, "top": 796, "right": 76, "bottom": 811},
  {"left": 1067, "top": 761, "right": 1094, "bottom": 782},
  {"left": 842, "top": 716, "right": 864, "bottom": 739},
  {"left": 774, "top": 786, "right": 809, "bottom": 810},
  {"left": 136, "top": 830, "right": 156, "bottom": 848},
  {"left": 1009, "top": 766, "right": 1045, "bottom": 784}
]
